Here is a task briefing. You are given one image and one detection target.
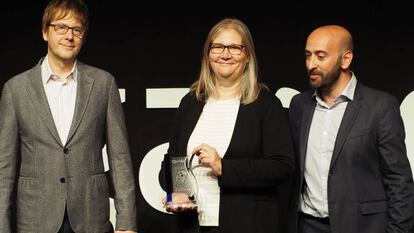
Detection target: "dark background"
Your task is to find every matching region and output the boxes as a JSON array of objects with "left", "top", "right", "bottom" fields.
[{"left": 1, "top": 1, "right": 413, "bottom": 232}]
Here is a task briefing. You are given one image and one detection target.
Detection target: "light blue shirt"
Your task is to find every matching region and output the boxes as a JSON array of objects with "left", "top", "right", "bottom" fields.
[{"left": 300, "top": 74, "right": 357, "bottom": 218}]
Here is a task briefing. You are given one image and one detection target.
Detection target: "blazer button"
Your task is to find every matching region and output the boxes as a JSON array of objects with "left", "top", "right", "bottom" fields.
[
  {"left": 63, "top": 148, "right": 70, "bottom": 154},
  {"left": 60, "top": 178, "right": 66, "bottom": 183}
]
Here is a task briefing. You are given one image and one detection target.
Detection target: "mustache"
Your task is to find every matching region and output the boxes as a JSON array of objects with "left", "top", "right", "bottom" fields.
[{"left": 308, "top": 69, "right": 322, "bottom": 76}]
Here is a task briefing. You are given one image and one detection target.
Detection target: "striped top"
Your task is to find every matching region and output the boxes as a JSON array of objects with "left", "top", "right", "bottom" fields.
[{"left": 187, "top": 97, "right": 240, "bottom": 226}]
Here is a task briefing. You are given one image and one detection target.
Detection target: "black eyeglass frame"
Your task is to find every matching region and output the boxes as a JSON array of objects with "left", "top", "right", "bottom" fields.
[
  {"left": 209, "top": 43, "right": 245, "bottom": 55},
  {"left": 49, "top": 23, "right": 85, "bottom": 38}
]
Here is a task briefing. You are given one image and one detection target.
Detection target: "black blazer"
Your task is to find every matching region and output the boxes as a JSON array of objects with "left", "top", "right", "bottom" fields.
[
  {"left": 288, "top": 82, "right": 414, "bottom": 233},
  {"left": 167, "top": 88, "right": 295, "bottom": 233}
]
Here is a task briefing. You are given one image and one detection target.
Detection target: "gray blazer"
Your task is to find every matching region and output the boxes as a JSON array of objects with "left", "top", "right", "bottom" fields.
[{"left": 0, "top": 59, "right": 137, "bottom": 233}]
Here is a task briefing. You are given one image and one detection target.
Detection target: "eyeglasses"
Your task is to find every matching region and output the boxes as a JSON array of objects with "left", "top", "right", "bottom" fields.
[
  {"left": 49, "top": 23, "right": 85, "bottom": 38},
  {"left": 210, "top": 43, "right": 245, "bottom": 55}
]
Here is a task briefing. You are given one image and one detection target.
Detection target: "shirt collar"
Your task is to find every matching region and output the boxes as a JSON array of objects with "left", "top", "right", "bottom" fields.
[
  {"left": 341, "top": 72, "right": 357, "bottom": 101},
  {"left": 312, "top": 72, "right": 357, "bottom": 106},
  {"left": 41, "top": 55, "right": 78, "bottom": 84}
]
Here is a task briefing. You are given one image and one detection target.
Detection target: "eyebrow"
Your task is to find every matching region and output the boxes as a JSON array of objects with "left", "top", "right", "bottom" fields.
[
  {"left": 211, "top": 43, "right": 243, "bottom": 46},
  {"left": 305, "top": 49, "right": 328, "bottom": 55}
]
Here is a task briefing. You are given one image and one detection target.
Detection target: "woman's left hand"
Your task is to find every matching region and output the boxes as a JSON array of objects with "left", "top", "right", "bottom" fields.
[{"left": 193, "top": 143, "right": 222, "bottom": 176}]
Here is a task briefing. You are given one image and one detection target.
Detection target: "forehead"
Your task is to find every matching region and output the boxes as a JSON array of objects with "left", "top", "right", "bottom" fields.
[
  {"left": 52, "top": 10, "right": 82, "bottom": 25},
  {"left": 212, "top": 28, "right": 242, "bottom": 44},
  {"left": 305, "top": 31, "right": 338, "bottom": 53}
]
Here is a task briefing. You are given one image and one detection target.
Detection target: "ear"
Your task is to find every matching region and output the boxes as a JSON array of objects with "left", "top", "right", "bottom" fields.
[
  {"left": 42, "top": 29, "right": 48, "bottom": 42},
  {"left": 341, "top": 50, "right": 353, "bottom": 69}
]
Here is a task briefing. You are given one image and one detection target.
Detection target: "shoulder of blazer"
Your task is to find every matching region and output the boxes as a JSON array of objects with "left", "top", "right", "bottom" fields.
[
  {"left": 290, "top": 89, "right": 314, "bottom": 109},
  {"left": 5, "top": 61, "right": 42, "bottom": 89},
  {"left": 254, "top": 87, "right": 284, "bottom": 110},
  {"left": 256, "top": 87, "right": 276, "bottom": 102},
  {"left": 77, "top": 61, "right": 115, "bottom": 82},
  {"left": 354, "top": 82, "right": 397, "bottom": 104},
  {"left": 179, "top": 90, "right": 202, "bottom": 109}
]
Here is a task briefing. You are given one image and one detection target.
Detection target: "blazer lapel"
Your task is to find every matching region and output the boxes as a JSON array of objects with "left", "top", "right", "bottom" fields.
[
  {"left": 65, "top": 63, "right": 94, "bottom": 145},
  {"left": 28, "top": 62, "right": 63, "bottom": 147},
  {"left": 299, "top": 96, "right": 316, "bottom": 174},
  {"left": 329, "top": 84, "right": 363, "bottom": 169}
]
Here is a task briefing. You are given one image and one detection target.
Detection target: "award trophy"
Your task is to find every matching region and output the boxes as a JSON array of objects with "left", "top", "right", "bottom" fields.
[{"left": 164, "top": 153, "right": 197, "bottom": 208}]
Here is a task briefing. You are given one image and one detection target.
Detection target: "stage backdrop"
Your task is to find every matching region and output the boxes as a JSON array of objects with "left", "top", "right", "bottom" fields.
[{"left": 1, "top": 2, "right": 413, "bottom": 233}]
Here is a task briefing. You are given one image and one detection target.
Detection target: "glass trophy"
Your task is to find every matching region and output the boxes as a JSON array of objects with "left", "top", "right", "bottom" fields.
[{"left": 164, "top": 153, "right": 197, "bottom": 208}]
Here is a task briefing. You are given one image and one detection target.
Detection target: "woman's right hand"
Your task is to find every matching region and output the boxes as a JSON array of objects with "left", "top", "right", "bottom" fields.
[{"left": 162, "top": 192, "right": 197, "bottom": 213}]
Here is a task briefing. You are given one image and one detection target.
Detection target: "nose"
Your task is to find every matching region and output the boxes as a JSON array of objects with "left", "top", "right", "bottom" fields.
[
  {"left": 65, "top": 28, "right": 75, "bottom": 40},
  {"left": 306, "top": 55, "right": 317, "bottom": 70},
  {"left": 220, "top": 47, "right": 232, "bottom": 59}
]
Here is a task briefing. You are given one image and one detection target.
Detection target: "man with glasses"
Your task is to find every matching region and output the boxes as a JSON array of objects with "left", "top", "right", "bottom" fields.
[{"left": 0, "top": 0, "right": 137, "bottom": 232}]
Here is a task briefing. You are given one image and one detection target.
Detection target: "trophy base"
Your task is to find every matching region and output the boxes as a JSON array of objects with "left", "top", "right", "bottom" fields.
[{"left": 165, "top": 192, "right": 197, "bottom": 211}]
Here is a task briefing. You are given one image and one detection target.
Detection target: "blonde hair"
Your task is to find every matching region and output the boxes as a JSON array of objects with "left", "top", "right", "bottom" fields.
[{"left": 191, "top": 18, "right": 260, "bottom": 104}]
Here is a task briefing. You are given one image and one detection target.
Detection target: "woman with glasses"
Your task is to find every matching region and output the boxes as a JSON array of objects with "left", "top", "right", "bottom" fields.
[{"left": 164, "top": 18, "right": 294, "bottom": 233}]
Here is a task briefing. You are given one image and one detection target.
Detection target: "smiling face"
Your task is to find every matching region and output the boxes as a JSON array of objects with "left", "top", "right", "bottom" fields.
[
  {"left": 42, "top": 11, "right": 85, "bottom": 65},
  {"left": 208, "top": 28, "right": 248, "bottom": 83}
]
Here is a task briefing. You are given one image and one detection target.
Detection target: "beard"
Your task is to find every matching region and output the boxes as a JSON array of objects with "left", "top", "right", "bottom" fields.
[{"left": 308, "top": 59, "right": 342, "bottom": 90}]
